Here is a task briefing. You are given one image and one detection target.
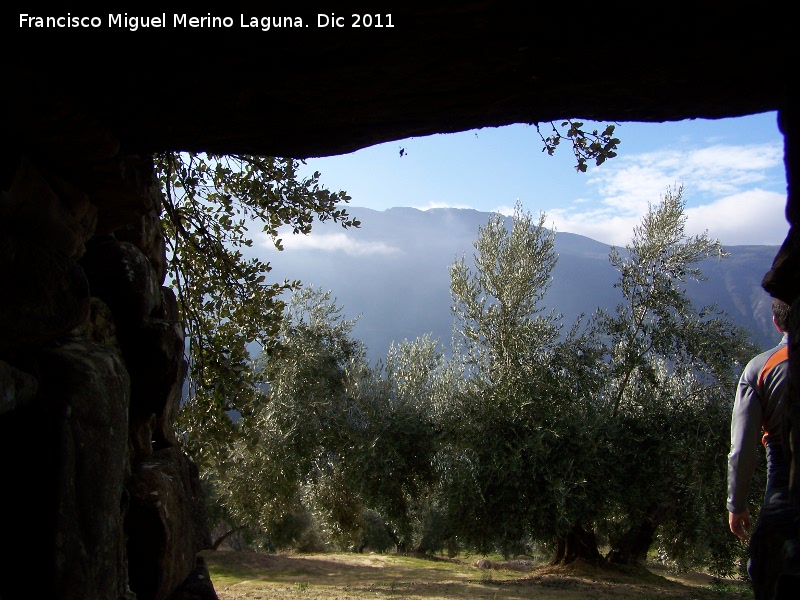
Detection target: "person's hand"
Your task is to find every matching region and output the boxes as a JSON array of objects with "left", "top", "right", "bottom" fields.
[{"left": 729, "top": 510, "right": 751, "bottom": 540}]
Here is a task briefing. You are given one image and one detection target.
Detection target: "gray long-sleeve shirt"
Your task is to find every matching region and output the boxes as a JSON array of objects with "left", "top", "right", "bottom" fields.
[{"left": 727, "top": 334, "right": 789, "bottom": 514}]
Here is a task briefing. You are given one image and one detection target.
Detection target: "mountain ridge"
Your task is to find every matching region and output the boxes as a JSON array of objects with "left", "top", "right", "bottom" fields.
[{"left": 259, "top": 206, "right": 782, "bottom": 364}]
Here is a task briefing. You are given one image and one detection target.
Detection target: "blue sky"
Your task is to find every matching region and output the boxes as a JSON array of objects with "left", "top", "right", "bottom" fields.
[{"left": 295, "top": 111, "right": 787, "bottom": 248}]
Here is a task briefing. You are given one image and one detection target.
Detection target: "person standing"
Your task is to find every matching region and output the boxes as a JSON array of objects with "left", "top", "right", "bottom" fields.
[{"left": 727, "top": 298, "right": 791, "bottom": 541}]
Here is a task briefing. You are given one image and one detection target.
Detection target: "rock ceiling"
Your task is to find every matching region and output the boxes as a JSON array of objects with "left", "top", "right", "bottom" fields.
[{"left": 7, "top": 3, "right": 789, "bottom": 167}]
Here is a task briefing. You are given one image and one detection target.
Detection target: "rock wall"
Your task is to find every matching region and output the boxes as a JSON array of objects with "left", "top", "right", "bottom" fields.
[{"left": 0, "top": 153, "right": 216, "bottom": 600}]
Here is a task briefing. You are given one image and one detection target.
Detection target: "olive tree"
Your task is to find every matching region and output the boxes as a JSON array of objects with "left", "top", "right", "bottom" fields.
[
  {"left": 442, "top": 202, "right": 608, "bottom": 558},
  {"left": 202, "top": 285, "right": 367, "bottom": 546},
  {"left": 338, "top": 334, "right": 461, "bottom": 552},
  {"left": 440, "top": 189, "right": 757, "bottom": 570},
  {"left": 597, "top": 185, "right": 759, "bottom": 569}
]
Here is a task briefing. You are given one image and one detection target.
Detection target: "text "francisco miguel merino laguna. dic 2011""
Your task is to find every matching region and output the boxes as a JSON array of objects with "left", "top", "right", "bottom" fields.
[{"left": 19, "top": 13, "right": 396, "bottom": 31}]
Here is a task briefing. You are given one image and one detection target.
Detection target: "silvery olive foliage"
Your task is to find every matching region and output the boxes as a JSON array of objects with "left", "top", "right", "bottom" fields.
[
  {"left": 597, "top": 186, "right": 758, "bottom": 571},
  {"left": 440, "top": 189, "right": 755, "bottom": 570},
  {"left": 443, "top": 201, "right": 607, "bottom": 556},
  {"left": 154, "top": 143, "right": 753, "bottom": 573}
]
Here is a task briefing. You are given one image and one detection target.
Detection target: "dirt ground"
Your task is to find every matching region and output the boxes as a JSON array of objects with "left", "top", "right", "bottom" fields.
[{"left": 204, "top": 550, "right": 752, "bottom": 599}]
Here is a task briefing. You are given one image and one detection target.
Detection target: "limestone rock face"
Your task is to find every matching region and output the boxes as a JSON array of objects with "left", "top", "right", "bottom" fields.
[
  {"left": 115, "top": 213, "right": 169, "bottom": 284},
  {"left": 0, "top": 152, "right": 215, "bottom": 600},
  {"left": 79, "top": 237, "right": 163, "bottom": 324},
  {"left": 0, "top": 234, "right": 91, "bottom": 351},
  {"left": 126, "top": 447, "right": 213, "bottom": 600},
  {"left": 1, "top": 337, "right": 130, "bottom": 600},
  {"left": 0, "top": 359, "right": 38, "bottom": 415},
  {"left": 5, "top": 157, "right": 97, "bottom": 258}
]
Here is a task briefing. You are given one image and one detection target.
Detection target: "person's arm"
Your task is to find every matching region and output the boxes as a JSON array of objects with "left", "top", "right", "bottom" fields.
[{"left": 727, "top": 368, "right": 763, "bottom": 516}]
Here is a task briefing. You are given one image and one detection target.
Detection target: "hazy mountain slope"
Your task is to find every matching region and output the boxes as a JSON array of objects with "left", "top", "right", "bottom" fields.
[{"left": 260, "top": 207, "right": 782, "bottom": 364}]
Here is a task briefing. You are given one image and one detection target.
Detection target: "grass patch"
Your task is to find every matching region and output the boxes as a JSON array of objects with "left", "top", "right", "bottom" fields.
[{"left": 203, "top": 550, "right": 752, "bottom": 600}]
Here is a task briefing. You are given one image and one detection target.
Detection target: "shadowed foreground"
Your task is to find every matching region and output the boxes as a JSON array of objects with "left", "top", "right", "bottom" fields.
[{"left": 204, "top": 551, "right": 752, "bottom": 599}]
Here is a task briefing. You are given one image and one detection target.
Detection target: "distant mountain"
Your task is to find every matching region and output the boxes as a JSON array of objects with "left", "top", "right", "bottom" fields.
[{"left": 259, "top": 207, "right": 783, "bottom": 364}]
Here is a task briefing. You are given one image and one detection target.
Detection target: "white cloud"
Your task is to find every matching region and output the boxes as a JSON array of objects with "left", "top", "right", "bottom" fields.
[
  {"left": 547, "top": 208, "right": 642, "bottom": 247},
  {"left": 258, "top": 232, "right": 401, "bottom": 256},
  {"left": 685, "top": 190, "right": 788, "bottom": 246},
  {"left": 489, "top": 204, "right": 516, "bottom": 216},
  {"left": 586, "top": 162, "right": 674, "bottom": 215},
  {"left": 411, "top": 200, "right": 518, "bottom": 217},
  {"left": 549, "top": 142, "right": 786, "bottom": 246},
  {"left": 549, "top": 189, "right": 787, "bottom": 247},
  {"left": 413, "top": 200, "right": 476, "bottom": 211}
]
